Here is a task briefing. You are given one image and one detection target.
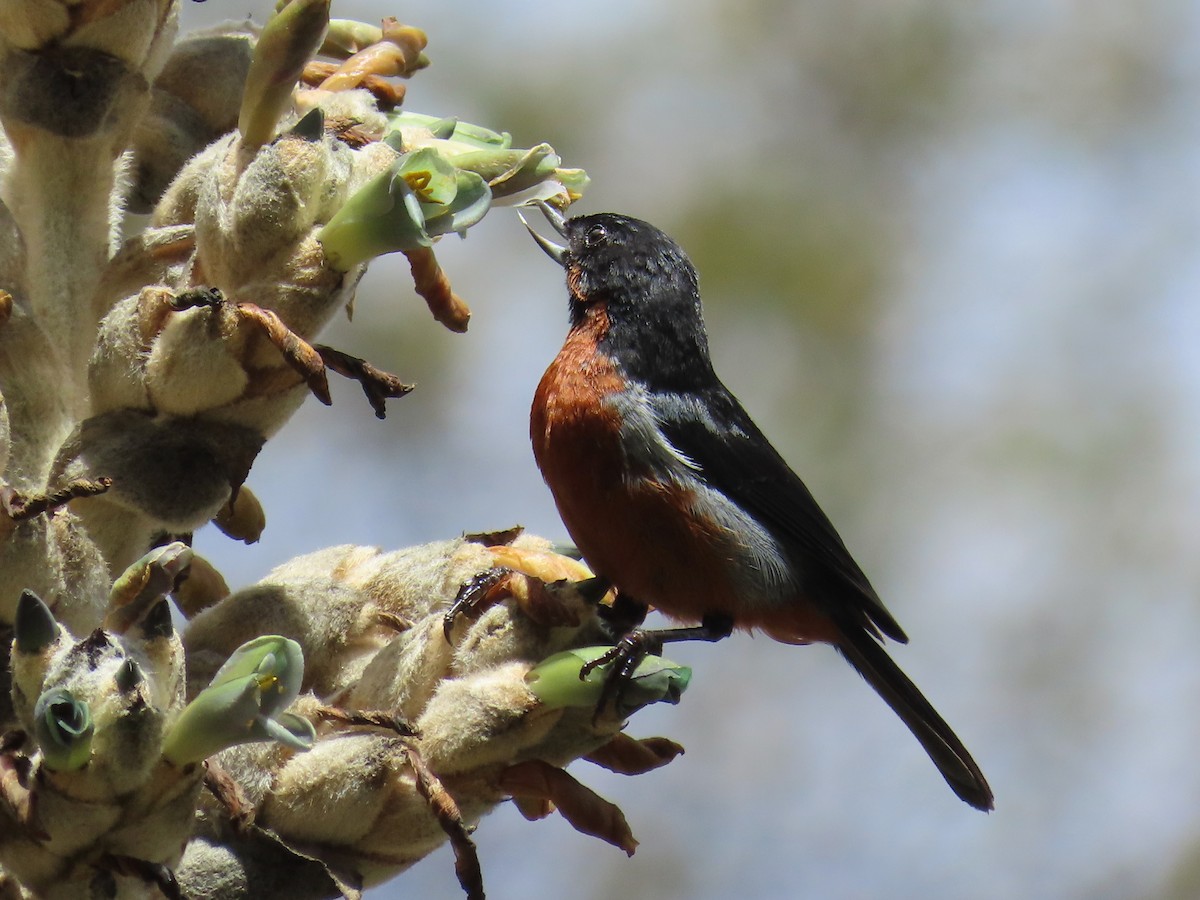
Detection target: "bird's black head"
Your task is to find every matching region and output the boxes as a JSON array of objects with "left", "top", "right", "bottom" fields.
[
  {"left": 560, "top": 214, "right": 700, "bottom": 328},
  {"left": 523, "top": 208, "right": 715, "bottom": 388}
]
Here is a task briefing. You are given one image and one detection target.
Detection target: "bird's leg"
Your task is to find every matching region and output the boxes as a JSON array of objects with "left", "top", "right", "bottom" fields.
[
  {"left": 584, "top": 612, "right": 734, "bottom": 717},
  {"left": 584, "top": 612, "right": 733, "bottom": 676}
]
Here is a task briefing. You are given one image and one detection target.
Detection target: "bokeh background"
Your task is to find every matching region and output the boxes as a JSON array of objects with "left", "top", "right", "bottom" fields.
[{"left": 182, "top": 2, "right": 1200, "bottom": 897}]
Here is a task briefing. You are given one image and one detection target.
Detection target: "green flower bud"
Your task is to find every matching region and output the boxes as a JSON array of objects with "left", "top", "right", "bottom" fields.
[
  {"left": 14, "top": 589, "right": 58, "bottom": 655},
  {"left": 526, "top": 648, "right": 692, "bottom": 715},
  {"left": 105, "top": 541, "right": 193, "bottom": 635},
  {"left": 321, "top": 19, "right": 383, "bottom": 57},
  {"left": 449, "top": 143, "right": 588, "bottom": 206},
  {"left": 239, "top": 0, "right": 331, "bottom": 150}
]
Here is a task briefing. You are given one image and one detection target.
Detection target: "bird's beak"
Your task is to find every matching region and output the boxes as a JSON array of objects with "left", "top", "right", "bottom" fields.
[{"left": 518, "top": 201, "right": 568, "bottom": 266}]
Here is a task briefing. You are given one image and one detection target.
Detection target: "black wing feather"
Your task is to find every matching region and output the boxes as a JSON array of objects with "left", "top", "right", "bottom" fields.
[{"left": 649, "top": 384, "right": 907, "bottom": 643}]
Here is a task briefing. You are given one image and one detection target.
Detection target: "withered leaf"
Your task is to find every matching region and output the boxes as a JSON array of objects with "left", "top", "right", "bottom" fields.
[
  {"left": 316, "top": 707, "right": 418, "bottom": 738},
  {"left": 315, "top": 44, "right": 409, "bottom": 91},
  {"left": 485, "top": 544, "right": 605, "bottom": 605},
  {"left": 444, "top": 567, "right": 508, "bottom": 640},
  {"left": 301, "top": 60, "right": 339, "bottom": 85},
  {"left": 5, "top": 477, "right": 112, "bottom": 522},
  {"left": 236, "top": 302, "right": 331, "bottom": 405},
  {"left": 584, "top": 734, "right": 685, "bottom": 776},
  {"left": 511, "top": 795, "right": 552, "bottom": 822},
  {"left": 499, "top": 760, "right": 638, "bottom": 856},
  {"left": 375, "top": 611, "right": 413, "bottom": 633},
  {"left": 315, "top": 345, "right": 413, "bottom": 419},
  {"left": 404, "top": 247, "right": 470, "bottom": 332},
  {"left": 504, "top": 574, "right": 581, "bottom": 629},
  {"left": 172, "top": 554, "right": 230, "bottom": 618},
  {"left": 380, "top": 18, "right": 429, "bottom": 72},
  {"left": 212, "top": 486, "right": 266, "bottom": 544},
  {"left": 463, "top": 526, "right": 524, "bottom": 547}
]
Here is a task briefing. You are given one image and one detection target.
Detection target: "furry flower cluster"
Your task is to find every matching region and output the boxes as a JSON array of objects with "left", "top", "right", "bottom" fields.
[{"left": 0, "top": 2, "right": 684, "bottom": 897}]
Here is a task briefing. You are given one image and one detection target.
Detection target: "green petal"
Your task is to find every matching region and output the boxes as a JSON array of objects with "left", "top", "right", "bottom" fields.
[
  {"left": 319, "top": 168, "right": 430, "bottom": 270},
  {"left": 448, "top": 145, "right": 560, "bottom": 193},
  {"left": 554, "top": 167, "right": 591, "bottom": 202},
  {"left": 162, "top": 636, "right": 307, "bottom": 765},
  {"left": 209, "top": 635, "right": 304, "bottom": 698},
  {"left": 385, "top": 111, "right": 511, "bottom": 149},
  {"left": 319, "top": 148, "right": 472, "bottom": 269},
  {"left": 161, "top": 676, "right": 261, "bottom": 765},
  {"left": 34, "top": 689, "right": 94, "bottom": 771},
  {"left": 425, "top": 116, "right": 459, "bottom": 140},
  {"left": 620, "top": 656, "right": 692, "bottom": 710},
  {"left": 424, "top": 171, "right": 492, "bottom": 236},
  {"left": 525, "top": 647, "right": 609, "bottom": 709},
  {"left": 320, "top": 19, "right": 382, "bottom": 58},
  {"left": 397, "top": 148, "right": 459, "bottom": 206},
  {"left": 254, "top": 712, "right": 316, "bottom": 751}
]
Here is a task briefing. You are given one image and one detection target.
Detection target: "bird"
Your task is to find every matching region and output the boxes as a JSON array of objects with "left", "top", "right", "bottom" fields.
[{"left": 520, "top": 203, "right": 994, "bottom": 812}]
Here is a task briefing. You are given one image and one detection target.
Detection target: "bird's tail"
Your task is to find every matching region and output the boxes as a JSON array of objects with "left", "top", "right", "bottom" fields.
[{"left": 835, "top": 627, "right": 994, "bottom": 811}]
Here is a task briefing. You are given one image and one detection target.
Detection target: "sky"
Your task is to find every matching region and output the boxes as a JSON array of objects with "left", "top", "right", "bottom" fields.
[{"left": 180, "top": 2, "right": 1200, "bottom": 897}]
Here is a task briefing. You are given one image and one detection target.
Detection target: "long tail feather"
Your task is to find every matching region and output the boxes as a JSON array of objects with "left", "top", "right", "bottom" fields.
[{"left": 836, "top": 628, "right": 993, "bottom": 811}]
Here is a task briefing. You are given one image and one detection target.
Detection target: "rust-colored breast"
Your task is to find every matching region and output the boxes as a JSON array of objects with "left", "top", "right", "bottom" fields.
[
  {"left": 531, "top": 306, "right": 627, "bottom": 506},
  {"left": 531, "top": 306, "right": 743, "bottom": 622}
]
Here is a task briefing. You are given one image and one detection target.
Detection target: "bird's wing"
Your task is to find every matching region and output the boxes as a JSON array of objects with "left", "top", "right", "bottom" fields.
[{"left": 648, "top": 385, "right": 907, "bottom": 643}]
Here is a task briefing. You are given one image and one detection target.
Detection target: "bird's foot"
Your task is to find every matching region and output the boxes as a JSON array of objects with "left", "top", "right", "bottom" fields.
[
  {"left": 580, "top": 629, "right": 661, "bottom": 721},
  {"left": 582, "top": 614, "right": 734, "bottom": 719}
]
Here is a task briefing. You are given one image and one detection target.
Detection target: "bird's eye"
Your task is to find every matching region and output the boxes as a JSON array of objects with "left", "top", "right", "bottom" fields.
[{"left": 585, "top": 224, "right": 607, "bottom": 246}]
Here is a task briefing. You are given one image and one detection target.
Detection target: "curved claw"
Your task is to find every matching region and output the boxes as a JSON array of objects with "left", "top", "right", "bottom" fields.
[
  {"left": 580, "top": 630, "right": 662, "bottom": 723},
  {"left": 443, "top": 568, "right": 511, "bottom": 642}
]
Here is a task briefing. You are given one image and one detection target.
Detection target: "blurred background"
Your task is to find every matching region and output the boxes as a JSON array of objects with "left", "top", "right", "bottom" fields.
[{"left": 183, "top": 1, "right": 1200, "bottom": 897}]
